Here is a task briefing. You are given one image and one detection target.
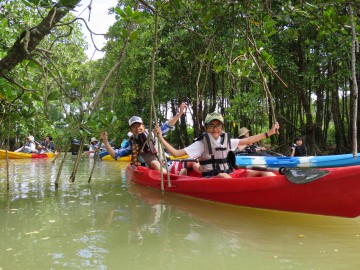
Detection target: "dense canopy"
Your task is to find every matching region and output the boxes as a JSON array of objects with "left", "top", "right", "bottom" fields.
[{"left": 0, "top": 0, "right": 359, "bottom": 156}]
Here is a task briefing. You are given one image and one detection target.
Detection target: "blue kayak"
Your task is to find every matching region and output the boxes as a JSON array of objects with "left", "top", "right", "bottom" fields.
[{"left": 236, "top": 153, "right": 360, "bottom": 168}]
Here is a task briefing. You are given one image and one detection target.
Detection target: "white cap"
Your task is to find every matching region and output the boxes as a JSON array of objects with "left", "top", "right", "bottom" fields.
[
  {"left": 27, "top": 135, "right": 35, "bottom": 142},
  {"left": 91, "top": 137, "right": 98, "bottom": 143},
  {"left": 128, "top": 116, "right": 143, "bottom": 127}
]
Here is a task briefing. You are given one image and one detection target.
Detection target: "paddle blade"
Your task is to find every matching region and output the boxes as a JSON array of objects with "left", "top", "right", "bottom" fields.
[
  {"left": 227, "top": 151, "right": 236, "bottom": 169},
  {"left": 280, "top": 168, "right": 330, "bottom": 184}
]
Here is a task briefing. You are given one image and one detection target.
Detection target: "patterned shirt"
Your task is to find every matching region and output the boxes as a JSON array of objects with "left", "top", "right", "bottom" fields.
[{"left": 113, "top": 121, "right": 174, "bottom": 160}]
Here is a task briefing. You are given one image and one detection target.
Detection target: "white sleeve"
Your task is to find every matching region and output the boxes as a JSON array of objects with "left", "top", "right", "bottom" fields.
[
  {"left": 230, "top": 139, "right": 240, "bottom": 151},
  {"left": 184, "top": 140, "right": 204, "bottom": 159}
]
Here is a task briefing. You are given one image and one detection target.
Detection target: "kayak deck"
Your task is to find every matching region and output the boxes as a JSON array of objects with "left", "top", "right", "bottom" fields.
[{"left": 236, "top": 153, "right": 360, "bottom": 168}]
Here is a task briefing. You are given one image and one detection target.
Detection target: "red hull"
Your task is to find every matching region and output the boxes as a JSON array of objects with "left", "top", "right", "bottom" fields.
[{"left": 126, "top": 165, "right": 360, "bottom": 218}]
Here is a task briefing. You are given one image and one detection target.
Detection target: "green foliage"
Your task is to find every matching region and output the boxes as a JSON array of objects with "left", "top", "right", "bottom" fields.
[{"left": 1, "top": 0, "right": 359, "bottom": 153}]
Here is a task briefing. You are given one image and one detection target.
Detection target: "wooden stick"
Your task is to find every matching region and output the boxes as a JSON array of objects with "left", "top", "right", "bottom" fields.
[{"left": 88, "top": 147, "right": 100, "bottom": 183}]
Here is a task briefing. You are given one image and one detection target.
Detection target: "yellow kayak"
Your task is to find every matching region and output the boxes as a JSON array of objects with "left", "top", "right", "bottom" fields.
[
  {"left": 0, "top": 149, "right": 56, "bottom": 159},
  {"left": 101, "top": 155, "right": 131, "bottom": 162}
]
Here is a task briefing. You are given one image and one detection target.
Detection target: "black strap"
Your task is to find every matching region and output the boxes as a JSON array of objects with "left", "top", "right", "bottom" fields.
[
  {"left": 199, "top": 158, "right": 228, "bottom": 165},
  {"left": 204, "top": 133, "right": 213, "bottom": 155},
  {"left": 227, "top": 132, "right": 231, "bottom": 149}
]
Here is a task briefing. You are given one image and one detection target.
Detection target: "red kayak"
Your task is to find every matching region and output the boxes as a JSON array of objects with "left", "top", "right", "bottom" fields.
[{"left": 126, "top": 164, "right": 360, "bottom": 218}]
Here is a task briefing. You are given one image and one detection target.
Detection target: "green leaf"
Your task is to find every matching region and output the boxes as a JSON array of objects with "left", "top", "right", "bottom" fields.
[
  {"left": 21, "top": 0, "right": 38, "bottom": 7},
  {"left": 124, "top": 6, "right": 133, "bottom": 17},
  {"left": 32, "top": 93, "right": 42, "bottom": 101},
  {"left": 129, "top": 30, "right": 139, "bottom": 41},
  {"left": 21, "top": 108, "right": 27, "bottom": 117},
  {"left": 47, "top": 91, "right": 60, "bottom": 101},
  {"left": 121, "top": 28, "right": 128, "bottom": 39},
  {"left": 110, "top": 115, "right": 117, "bottom": 125},
  {"left": 131, "top": 11, "right": 143, "bottom": 23}
]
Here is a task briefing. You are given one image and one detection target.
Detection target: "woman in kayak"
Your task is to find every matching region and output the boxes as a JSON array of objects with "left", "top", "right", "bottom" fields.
[
  {"left": 14, "top": 135, "right": 37, "bottom": 153},
  {"left": 101, "top": 103, "right": 187, "bottom": 172},
  {"left": 155, "top": 112, "right": 279, "bottom": 178}
]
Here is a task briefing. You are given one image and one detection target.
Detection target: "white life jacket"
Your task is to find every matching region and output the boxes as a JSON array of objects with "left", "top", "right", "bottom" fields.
[
  {"left": 25, "top": 141, "right": 36, "bottom": 151},
  {"left": 198, "top": 132, "right": 233, "bottom": 177}
]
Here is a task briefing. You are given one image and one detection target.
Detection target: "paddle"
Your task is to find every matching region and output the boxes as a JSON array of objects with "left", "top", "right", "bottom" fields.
[
  {"left": 254, "top": 146, "right": 285, "bottom": 157},
  {"left": 35, "top": 140, "right": 50, "bottom": 153},
  {"left": 242, "top": 166, "right": 330, "bottom": 184}
]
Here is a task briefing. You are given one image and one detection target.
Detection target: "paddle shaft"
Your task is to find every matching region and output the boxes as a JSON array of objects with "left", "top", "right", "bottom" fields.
[
  {"left": 254, "top": 146, "right": 285, "bottom": 157},
  {"left": 35, "top": 140, "right": 53, "bottom": 152},
  {"left": 242, "top": 165, "right": 280, "bottom": 173}
]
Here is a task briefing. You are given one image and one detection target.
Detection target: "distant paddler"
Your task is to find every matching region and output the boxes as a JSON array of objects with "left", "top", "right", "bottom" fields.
[
  {"left": 14, "top": 135, "right": 37, "bottom": 153},
  {"left": 36, "top": 135, "right": 56, "bottom": 154}
]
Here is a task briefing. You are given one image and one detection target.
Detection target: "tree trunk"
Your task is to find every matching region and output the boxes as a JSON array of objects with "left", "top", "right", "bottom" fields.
[{"left": 0, "top": 1, "right": 81, "bottom": 77}]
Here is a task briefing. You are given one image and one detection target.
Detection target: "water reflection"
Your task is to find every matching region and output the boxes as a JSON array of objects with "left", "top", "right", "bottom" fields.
[{"left": 1, "top": 157, "right": 360, "bottom": 270}]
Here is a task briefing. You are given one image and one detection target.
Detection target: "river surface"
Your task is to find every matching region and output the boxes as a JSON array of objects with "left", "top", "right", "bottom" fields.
[{"left": 1, "top": 156, "right": 360, "bottom": 270}]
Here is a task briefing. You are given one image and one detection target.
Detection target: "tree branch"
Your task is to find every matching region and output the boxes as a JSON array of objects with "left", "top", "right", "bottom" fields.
[{"left": 0, "top": 0, "right": 81, "bottom": 77}]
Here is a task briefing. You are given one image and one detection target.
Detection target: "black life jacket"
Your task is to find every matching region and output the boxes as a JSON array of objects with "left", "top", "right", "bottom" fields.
[{"left": 294, "top": 144, "right": 307, "bottom": 157}]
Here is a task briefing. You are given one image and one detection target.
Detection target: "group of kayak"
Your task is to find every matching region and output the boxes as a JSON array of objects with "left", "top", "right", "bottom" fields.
[
  {"left": 4, "top": 106, "right": 360, "bottom": 218},
  {"left": 86, "top": 108, "right": 360, "bottom": 218}
]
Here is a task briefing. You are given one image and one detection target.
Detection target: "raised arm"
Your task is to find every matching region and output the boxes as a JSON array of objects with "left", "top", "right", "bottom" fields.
[
  {"left": 167, "top": 102, "right": 187, "bottom": 126},
  {"left": 155, "top": 125, "right": 187, "bottom": 157},
  {"left": 238, "top": 122, "right": 280, "bottom": 147},
  {"left": 100, "top": 131, "right": 116, "bottom": 158}
]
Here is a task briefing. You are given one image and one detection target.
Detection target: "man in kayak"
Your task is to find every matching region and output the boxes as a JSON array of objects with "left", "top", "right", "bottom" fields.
[
  {"left": 100, "top": 102, "right": 187, "bottom": 172},
  {"left": 14, "top": 135, "right": 37, "bottom": 153},
  {"left": 290, "top": 137, "right": 307, "bottom": 157},
  {"left": 37, "top": 135, "right": 56, "bottom": 154},
  {"left": 155, "top": 112, "right": 279, "bottom": 178}
]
